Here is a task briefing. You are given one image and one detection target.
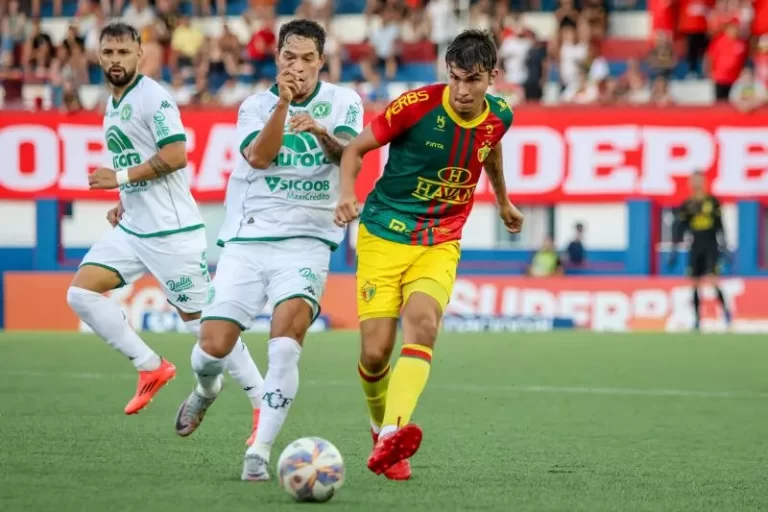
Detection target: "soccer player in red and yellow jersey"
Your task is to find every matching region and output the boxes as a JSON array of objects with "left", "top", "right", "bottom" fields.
[{"left": 334, "top": 30, "right": 524, "bottom": 480}]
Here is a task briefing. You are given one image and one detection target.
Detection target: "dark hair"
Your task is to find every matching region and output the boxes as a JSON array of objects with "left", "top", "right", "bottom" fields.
[
  {"left": 278, "top": 19, "right": 325, "bottom": 57},
  {"left": 445, "top": 29, "right": 498, "bottom": 74},
  {"left": 99, "top": 22, "right": 141, "bottom": 44}
]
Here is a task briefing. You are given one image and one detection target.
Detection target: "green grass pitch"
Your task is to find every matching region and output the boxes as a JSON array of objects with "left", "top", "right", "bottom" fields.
[{"left": 2, "top": 331, "right": 768, "bottom": 511}]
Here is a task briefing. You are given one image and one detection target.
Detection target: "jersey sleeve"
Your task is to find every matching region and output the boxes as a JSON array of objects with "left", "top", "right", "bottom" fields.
[
  {"left": 236, "top": 96, "right": 267, "bottom": 157},
  {"left": 142, "top": 84, "right": 186, "bottom": 149},
  {"left": 333, "top": 89, "right": 364, "bottom": 139},
  {"left": 369, "top": 89, "right": 428, "bottom": 145}
]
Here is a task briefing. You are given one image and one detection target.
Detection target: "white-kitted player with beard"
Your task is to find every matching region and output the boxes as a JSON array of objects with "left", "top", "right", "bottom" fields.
[
  {"left": 67, "top": 22, "right": 265, "bottom": 421},
  {"left": 173, "top": 19, "right": 364, "bottom": 481}
]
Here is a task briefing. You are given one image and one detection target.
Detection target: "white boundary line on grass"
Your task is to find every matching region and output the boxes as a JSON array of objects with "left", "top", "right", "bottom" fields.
[{"left": 6, "top": 371, "right": 768, "bottom": 399}]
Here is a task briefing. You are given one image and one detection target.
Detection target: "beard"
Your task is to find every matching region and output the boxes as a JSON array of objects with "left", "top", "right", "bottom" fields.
[{"left": 103, "top": 65, "right": 136, "bottom": 87}]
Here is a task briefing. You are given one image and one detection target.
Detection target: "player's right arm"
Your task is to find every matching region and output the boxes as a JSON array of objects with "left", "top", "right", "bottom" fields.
[
  {"left": 334, "top": 90, "right": 424, "bottom": 226},
  {"left": 240, "top": 69, "right": 299, "bottom": 170},
  {"left": 668, "top": 201, "right": 691, "bottom": 267},
  {"left": 106, "top": 201, "right": 124, "bottom": 227}
]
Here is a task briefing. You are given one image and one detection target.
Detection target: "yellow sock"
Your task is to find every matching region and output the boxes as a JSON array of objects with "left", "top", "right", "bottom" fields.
[
  {"left": 382, "top": 343, "right": 433, "bottom": 428},
  {"left": 358, "top": 362, "right": 391, "bottom": 428}
]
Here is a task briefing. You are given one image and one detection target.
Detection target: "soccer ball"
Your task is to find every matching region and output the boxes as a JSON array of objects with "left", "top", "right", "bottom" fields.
[{"left": 277, "top": 437, "right": 345, "bottom": 503}]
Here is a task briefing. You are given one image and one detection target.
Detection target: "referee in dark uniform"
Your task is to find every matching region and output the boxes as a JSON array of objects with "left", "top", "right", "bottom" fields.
[{"left": 668, "top": 171, "right": 732, "bottom": 331}]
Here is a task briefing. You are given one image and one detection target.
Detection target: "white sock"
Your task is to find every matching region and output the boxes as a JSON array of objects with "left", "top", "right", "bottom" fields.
[
  {"left": 380, "top": 425, "right": 398, "bottom": 438},
  {"left": 184, "top": 318, "right": 202, "bottom": 337},
  {"left": 67, "top": 286, "right": 160, "bottom": 371},
  {"left": 190, "top": 342, "right": 225, "bottom": 398},
  {"left": 247, "top": 337, "right": 301, "bottom": 461},
  {"left": 226, "top": 338, "right": 264, "bottom": 409}
]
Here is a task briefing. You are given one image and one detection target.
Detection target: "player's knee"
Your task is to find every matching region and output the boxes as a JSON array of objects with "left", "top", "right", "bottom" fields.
[
  {"left": 359, "top": 341, "right": 393, "bottom": 372},
  {"left": 199, "top": 320, "right": 239, "bottom": 358},
  {"left": 402, "top": 308, "right": 439, "bottom": 346},
  {"left": 66, "top": 286, "right": 97, "bottom": 315}
]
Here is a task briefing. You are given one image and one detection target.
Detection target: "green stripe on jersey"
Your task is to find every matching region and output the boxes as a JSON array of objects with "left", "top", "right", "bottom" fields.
[{"left": 118, "top": 223, "right": 204, "bottom": 238}]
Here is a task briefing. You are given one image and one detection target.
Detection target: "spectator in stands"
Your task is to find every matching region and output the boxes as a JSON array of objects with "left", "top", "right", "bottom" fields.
[
  {"left": 50, "top": 32, "right": 88, "bottom": 88},
  {"left": 564, "top": 222, "right": 586, "bottom": 267},
  {"left": 217, "top": 76, "right": 251, "bottom": 106},
  {"left": 678, "top": 0, "right": 713, "bottom": 76},
  {"left": 729, "top": 66, "right": 767, "bottom": 111},
  {"left": 557, "top": 25, "right": 587, "bottom": 91},
  {"left": 154, "top": 0, "right": 181, "bottom": 45},
  {"left": 138, "top": 24, "right": 163, "bottom": 81},
  {"left": 30, "top": 0, "right": 62, "bottom": 17},
  {"left": 320, "top": 19, "right": 341, "bottom": 83},
  {"left": 426, "top": 0, "right": 458, "bottom": 76},
  {"left": 2, "top": 1, "right": 27, "bottom": 55},
  {"left": 650, "top": 75, "right": 675, "bottom": 105},
  {"left": 580, "top": 0, "right": 608, "bottom": 41},
  {"left": 709, "top": 0, "right": 752, "bottom": 38},
  {"left": 754, "top": 0, "right": 768, "bottom": 37},
  {"left": 166, "top": 72, "right": 193, "bottom": 106},
  {"left": 75, "top": 0, "right": 99, "bottom": 39},
  {"left": 401, "top": 3, "right": 430, "bottom": 45},
  {"left": 362, "top": 4, "right": 401, "bottom": 81},
  {"left": 100, "top": 0, "right": 125, "bottom": 17},
  {"left": 523, "top": 30, "right": 548, "bottom": 102},
  {"left": 191, "top": 73, "right": 215, "bottom": 106},
  {"left": 83, "top": 2, "right": 107, "bottom": 65},
  {"left": 469, "top": 0, "right": 492, "bottom": 34},
  {"left": 647, "top": 30, "right": 676, "bottom": 79},
  {"left": 246, "top": 8, "right": 276, "bottom": 80},
  {"left": 203, "top": 23, "right": 240, "bottom": 85},
  {"left": 600, "top": 77, "right": 621, "bottom": 104},
  {"left": 706, "top": 17, "right": 748, "bottom": 100},
  {"left": 527, "top": 236, "right": 564, "bottom": 277},
  {"left": 190, "top": 0, "right": 227, "bottom": 16},
  {"left": 555, "top": 0, "right": 580, "bottom": 32},
  {"left": 562, "top": 67, "right": 598, "bottom": 103},
  {"left": 22, "top": 16, "right": 53, "bottom": 81},
  {"left": 619, "top": 59, "right": 651, "bottom": 104},
  {"left": 585, "top": 41, "right": 609, "bottom": 84},
  {"left": 170, "top": 14, "right": 204, "bottom": 80},
  {"left": 499, "top": 24, "right": 533, "bottom": 92},
  {"left": 59, "top": 78, "right": 83, "bottom": 112},
  {"left": 121, "top": 0, "right": 156, "bottom": 32},
  {"left": 296, "top": 0, "right": 334, "bottom": 20},
  {"left": 755, "top": 35, "right": 768, "bottom": 89}
]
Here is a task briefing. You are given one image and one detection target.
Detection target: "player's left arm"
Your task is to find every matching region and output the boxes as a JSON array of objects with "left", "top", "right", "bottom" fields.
[
  {"left": 88, "top": 93, "right": 187, "bottom": 190},
  {"left": 713, "top": 197, "right": 728, "bottom": 250},
  {"left": 484, "top": 142, "right": 523, "bottom": 233},
  {"left": 127, "top": 91, "right": 188, "bottom": 182}
]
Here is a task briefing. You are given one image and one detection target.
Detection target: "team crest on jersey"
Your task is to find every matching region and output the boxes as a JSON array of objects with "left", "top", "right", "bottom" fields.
[
  {"left": 120, "top": 104, "right": 132, "bottom": 121},
  {"left": 360, "top": 281, "right": 376, "bottom": 302},
  {"left": 497, "top": 98, "right": 509, "bottom": 111},
  {"left": 311, "top": 101, "right": 332, "bottom": 118},
  {"left": 477, "top": 143, "right": 492, "bottom": 163}
]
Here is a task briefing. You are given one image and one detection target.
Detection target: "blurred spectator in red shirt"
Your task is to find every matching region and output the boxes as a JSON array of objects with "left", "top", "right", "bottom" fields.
[
  {"left": 247, "top": 9, "right": 276, "bottom": 77},
  {"left": 649, "top": 0, "right": 675, "bottom": 36},
  {"left": 754, "top": 0, "right": 768, "bottom": 35},
  {"left": 729, "top": 67, "right": 767, "bottom": 111},
  {"left": 709, "top": 0, "right": 752, "bottom": 37},
  {"left": 706, "top": 18, "right": 748, "bottom": 100},
  {"left": 679, "top": 0, "right": 714, "bottom": 76},
  {"left": 754, "top": 35, "right": 768, "bottom": 88}
]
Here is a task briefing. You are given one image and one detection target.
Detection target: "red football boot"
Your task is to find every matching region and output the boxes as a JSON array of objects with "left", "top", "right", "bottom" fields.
[
  {"left": 371, "top": 429, "right": 412, "bottom": 480},
  {"left": 368, "top": 424, "right": 422, "bottom": 477}
]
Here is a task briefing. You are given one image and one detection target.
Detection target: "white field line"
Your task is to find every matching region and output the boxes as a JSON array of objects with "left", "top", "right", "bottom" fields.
[{"left": 5, "top": 371, "right": 768, "bottom": 399}]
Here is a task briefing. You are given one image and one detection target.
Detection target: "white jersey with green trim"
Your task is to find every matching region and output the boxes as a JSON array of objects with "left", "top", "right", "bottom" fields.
[
  {"left": 218, "top": 81, "right": 364, "bottom": 249},
  {"left": 103, "top": 74, "right": 203, "bottom": 238}
]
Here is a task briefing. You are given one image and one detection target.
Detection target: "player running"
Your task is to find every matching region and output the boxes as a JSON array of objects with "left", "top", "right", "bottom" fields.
[
  {"left": 173, "top": 20, "right": 364, "bottom": 481},
  {"left": 334, "top": 30, "right": 524, "bottom": 480},
  {"left": 668, "top": 171, "right": 732, "bottom": 330},
  {"left": 67, "top": 22, "right": 264, "bottom": 418}
]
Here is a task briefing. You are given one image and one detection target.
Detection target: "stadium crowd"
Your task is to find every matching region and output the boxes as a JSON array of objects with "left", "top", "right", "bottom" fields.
[{"left": 0, "top": 0, "right": 766, "bottom": 110}]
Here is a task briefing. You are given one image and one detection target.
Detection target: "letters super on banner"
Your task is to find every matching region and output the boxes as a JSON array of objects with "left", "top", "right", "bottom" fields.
[
  {"left": 1, "top": 106, "right": 767, "bottom": 204},
  {"left": 5, "top": 273, "right": 768, "bottom": 333}
]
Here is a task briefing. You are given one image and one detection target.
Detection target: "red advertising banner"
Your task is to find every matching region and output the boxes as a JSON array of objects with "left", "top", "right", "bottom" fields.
[
  {"left": 0, "top": 106, "right": 767, "bottom": 204},
  {"left": 4, "top": 272, "right": 768, "bottom": 333}
]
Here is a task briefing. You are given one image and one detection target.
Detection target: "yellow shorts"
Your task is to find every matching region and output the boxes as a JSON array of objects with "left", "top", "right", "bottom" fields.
[{"left": 356, "top": 223, "right": 460, "bottom": 321}]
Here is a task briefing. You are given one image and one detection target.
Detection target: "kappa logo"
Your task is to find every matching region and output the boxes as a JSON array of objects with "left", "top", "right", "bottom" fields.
[
  {"left": 160, "top": 100, "right": 173, "bottom": 109},
  {"left": 176, "top": 293, "right": 190, "bottom": 303}
]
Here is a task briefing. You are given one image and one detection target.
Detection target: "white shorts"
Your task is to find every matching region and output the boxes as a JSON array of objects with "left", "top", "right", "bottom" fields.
[
  {"left": 202, "top": 238, "right": 331, "bottom": 330},
  {"left": 80, "top": 226, "right": 210, "bottom": 313}
]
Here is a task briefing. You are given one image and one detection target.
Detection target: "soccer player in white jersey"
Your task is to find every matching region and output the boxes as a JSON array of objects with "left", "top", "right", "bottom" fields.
[
  {"left": 67, "top": 22, "right": 265, "bottom": 418},
  {"left": 174, "top": 19, "right": 364, "bottom": 481}
]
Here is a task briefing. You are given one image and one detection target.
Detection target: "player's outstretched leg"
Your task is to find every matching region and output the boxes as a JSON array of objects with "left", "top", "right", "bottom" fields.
[
  {"left": 175, "top": 319, "right": 240, "bottom": 436},
  {"left": 182, "top": 318, "right": 264, "bottom": 443},
  {"left": 66, "top": 266, "right": 175, "bottom": 415},
  {"left": 242, "top": 299, "right": 309, "bottom": 482},
  {"left": 358, "top": 317, "right": 412, "bottom": 480},
  {"left": 691, "top": 283, "right": 701, "bottom": 331},
  {"left": 367, "top": 290, "right": 441, "bottom": 476}
]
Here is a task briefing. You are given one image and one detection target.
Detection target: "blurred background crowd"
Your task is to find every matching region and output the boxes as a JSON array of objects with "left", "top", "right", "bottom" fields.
[{"left": 0, "top": 0, "right": 765, "bottom": 112}]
